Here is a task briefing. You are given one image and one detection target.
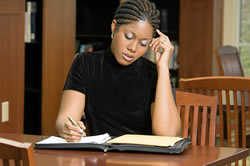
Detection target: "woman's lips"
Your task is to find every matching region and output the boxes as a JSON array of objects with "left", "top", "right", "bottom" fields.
[{"left": 122, "top": 53, "right": 134, "bottom": 62}]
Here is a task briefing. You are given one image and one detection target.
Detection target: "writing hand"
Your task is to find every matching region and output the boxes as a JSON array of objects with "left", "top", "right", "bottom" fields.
[{"left": 63, "top": 120, "right": 86, "bottom": 142}]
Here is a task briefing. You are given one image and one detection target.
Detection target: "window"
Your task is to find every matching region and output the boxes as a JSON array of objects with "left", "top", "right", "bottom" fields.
[{"left": 239, "top": 0, "right": 250, "bottom": 76}]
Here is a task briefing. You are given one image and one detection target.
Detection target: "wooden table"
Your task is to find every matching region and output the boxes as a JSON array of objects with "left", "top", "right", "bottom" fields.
[{"left": 0, "top": 133, "right": 249, "bottom": 166}]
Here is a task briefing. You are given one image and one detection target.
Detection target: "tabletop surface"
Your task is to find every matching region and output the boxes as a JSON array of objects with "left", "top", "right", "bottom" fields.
[{"left": 0, "top": 133, "right": 249, "bottom": 166}]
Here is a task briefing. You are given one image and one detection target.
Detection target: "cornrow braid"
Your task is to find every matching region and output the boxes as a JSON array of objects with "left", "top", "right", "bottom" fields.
[{"left": 114, "top": 0, "right": 160, "bottom": 35}]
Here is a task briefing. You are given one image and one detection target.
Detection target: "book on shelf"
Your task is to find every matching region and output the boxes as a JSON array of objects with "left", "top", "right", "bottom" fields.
[
  {"left": 34, "top": 133, "right": 191, "bottom": 154},
  {"left": 25, "top": 1, "right": 37, "bottom": 43},
  {"left": 169, "top": 41, "right": 179, "bottom": 70},
  {"left": 79, "top": 44, "right": 93, "bottom": 53},
  {"left": 160, "top": 8, "right": 168, "bottom": 34}
]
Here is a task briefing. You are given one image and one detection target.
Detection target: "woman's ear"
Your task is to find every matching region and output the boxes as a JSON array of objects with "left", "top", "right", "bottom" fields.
[{"left": 111, "top": 20, "right": 117, "bottom": 33}]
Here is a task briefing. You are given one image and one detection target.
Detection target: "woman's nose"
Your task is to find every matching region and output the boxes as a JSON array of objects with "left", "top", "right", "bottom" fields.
[{"left": 127, "top": 40, "right": 137, "bottom": 53}]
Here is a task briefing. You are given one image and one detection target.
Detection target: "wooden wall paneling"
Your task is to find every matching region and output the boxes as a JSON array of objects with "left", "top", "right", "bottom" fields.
[
  {"left": 0, "top": 0, "right": 22, "bottom": 14},
  {"left": 42, "top": 0, "right": 76, "bottom": 135},
  {"left": 212, "top": 0, "right": 224, "bottom": 76},
  {"left": 179, "top": 0, "right": 214, "bottom": 78},
  {"left": 0, "top": 0, "right": 25, "bottom": 133}
]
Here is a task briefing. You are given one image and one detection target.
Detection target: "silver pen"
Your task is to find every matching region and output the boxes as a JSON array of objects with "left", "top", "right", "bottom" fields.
[{"left": 68, "top": 116, "right": 86, "bottom": 137}]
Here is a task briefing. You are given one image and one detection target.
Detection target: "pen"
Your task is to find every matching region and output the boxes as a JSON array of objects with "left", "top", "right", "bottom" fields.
[{"left": 68, "top": 116, "right": 86, "bottom": 137}]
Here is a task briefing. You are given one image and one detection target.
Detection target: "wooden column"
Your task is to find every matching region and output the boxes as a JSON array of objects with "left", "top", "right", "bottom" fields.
[
  {"left": 0, "top": 0, "right": 25, "bottom": 133},
  {"left": 42, "top": 0, "right": 76, "bottom": 135},
  {"left": 179, "top": 0, "right": 223, "bottom": 78}
]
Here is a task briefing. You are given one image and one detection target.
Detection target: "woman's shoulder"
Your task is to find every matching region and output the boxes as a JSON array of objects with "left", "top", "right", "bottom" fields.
[
  {"left": 74, "top": 50, "right": 106, "bottom": 65},
  {"left": 75, "top": 50, "right": 105, "bottom": 59}
]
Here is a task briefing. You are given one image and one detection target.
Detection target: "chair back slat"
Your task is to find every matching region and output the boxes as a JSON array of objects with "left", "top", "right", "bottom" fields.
[
  {"left": 3, "top": 159, "right": 9, "bottom": 166},
  {"left": 225, "top": 90, "right": 232, "bottom": 147},
  {"left": 191, "top": 106, "right": 199, "bottom": 146},
  {"left": 217, "top": 90, "right": 225, "bottom": 146},
  {"left": 241, "top": 107, "right": 247, "bottom": 166},
  {"left": 15, "top": 160, "right": 21, "bottom": 166},
  {"left": 177, "top": 106, "right": 184, "bottom": 133},
  {"left": 176, "top": 91, "right": 217, "bottom": 147},
  {"left": 241, "top": 91, "right": 247, "bottom": 148},
  {"left": 200, "top": 107, "right": 208, "bottom": 146},
  {"left": 183, "top": 106, "right": 190, "bottom": 138},
  {"left": 210, "top": 90, "right": 215, "bottom": 96},
  {"left": 233, "top": 90, "right": 239, "bottom": 148}
]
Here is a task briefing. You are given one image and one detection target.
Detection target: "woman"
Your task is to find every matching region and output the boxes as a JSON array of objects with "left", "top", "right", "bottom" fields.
[{"left": 56, "top": 0, "right": 181, "bottom": 142}]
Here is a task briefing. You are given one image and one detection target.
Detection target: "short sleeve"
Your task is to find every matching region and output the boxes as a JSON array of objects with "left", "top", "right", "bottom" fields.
[{"left": 63, "top": 53, "right": 87, "bottom": 94}]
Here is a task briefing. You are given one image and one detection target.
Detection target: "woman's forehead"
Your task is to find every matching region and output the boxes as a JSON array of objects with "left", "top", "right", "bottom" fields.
[{"left": 119, "top": 21, "right": 153, "bottom": 38}]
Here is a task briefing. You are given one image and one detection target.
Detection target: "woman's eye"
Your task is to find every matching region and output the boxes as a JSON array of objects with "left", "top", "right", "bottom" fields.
[
  {"left": 140, "top": 40, "right": 148, "bottom": 47},
  {"left": 125, "top": 33, "right": 133, "bottom": 39}
]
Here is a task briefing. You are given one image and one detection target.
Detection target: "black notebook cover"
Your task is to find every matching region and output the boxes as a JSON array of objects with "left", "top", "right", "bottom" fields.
[{"left": 34, "top": 137, "right": 191, "bottom": 154}]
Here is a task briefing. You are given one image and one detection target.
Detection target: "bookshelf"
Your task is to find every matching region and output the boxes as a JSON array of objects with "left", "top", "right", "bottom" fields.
[
  {"left": 149, "top": 0, "right": 180, "bottom": 87},
  {"left": 24, "top": 0, "right": 76, "bottom": 136},
  {"left": 76, "top": 0, "right": 179, "bottom": 51},
  {"left": 24, "top": 0, "right": 42, "bottom": 134},
  {"left": 152, "top": 0, "right": 180, "bottom": 42},
  {"left": 76, "top": 0, "right": 119, "bottom": 53}
]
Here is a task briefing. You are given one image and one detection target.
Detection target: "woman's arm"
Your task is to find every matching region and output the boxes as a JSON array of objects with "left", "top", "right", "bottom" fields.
[
  {"left": 150, "top": 29, "right": 181, "bottom": 136},
  {"left": 55, "top": 90, "right": 86, "bottom": 142}
]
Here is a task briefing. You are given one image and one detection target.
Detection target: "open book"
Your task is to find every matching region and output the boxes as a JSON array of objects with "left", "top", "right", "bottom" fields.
[{"left": 35, "top": 133, "right": 191, "bottom": 154}]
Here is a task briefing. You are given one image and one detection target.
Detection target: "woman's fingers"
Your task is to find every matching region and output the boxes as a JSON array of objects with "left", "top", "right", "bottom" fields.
[
  {"left": 63, "top": 121, "right": 85, "bottom": 142},
  {"left": 64, "top": 134, "right": 82, "bottom": 142},
  {"left": 150, "top": 29, "right": 174, "bottom": 66},
  {"left": 77, "top": 121, "right": 87, "bottom": 136},
  {"left": 156, "top": 29, "right": 164, "bottom": 36},
  {"left": 150, "top": 38, "right": 161, "bottom": 52},
  {"left": 78, "top": 121, "right": 86, "bottom": 130},
  {"left": 150, "top": 37, "right": 171, "bottom": 55}
]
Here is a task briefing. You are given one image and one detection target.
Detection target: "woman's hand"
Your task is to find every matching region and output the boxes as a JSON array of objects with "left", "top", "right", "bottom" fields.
[
  {"left": 61, "top": 120, "right": 86, "bottom": 142},
  {"left": 150, "top": 29, "right": 174, "bottom": 70}
]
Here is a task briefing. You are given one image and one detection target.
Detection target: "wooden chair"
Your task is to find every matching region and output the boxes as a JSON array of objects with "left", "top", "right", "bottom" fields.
[
  {"left": 0, "top": 137, "right": 35, "bottom": 166},
  {"left": 176, "top": 90, "right": 217, "bottom": 147},
  {"left": 179, "top": 76, "right": 250, "bottom": 166},
  {"left": 216, "top": 45, "right": 244, "bottom": 76}
]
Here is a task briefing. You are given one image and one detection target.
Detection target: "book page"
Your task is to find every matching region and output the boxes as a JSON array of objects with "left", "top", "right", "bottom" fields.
[
  {"left": 36, "top": 133, "right": 111, "bottom": 144},
  {"left": 107, "top": 134, "right": 184, "bottom": 147}
]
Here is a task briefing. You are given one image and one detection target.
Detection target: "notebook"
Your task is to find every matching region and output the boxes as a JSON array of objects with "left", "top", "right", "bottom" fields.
[
  {"left": 34, "top": 133, "right": 191, "bottom": 154},
  {"left": 37, "top": 133, "right": 111, "bottom": 144}
]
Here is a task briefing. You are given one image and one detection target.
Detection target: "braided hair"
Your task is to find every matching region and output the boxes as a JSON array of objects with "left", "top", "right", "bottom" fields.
[{"left": 114, "top": 0, "right": 160, "bottom": 36}]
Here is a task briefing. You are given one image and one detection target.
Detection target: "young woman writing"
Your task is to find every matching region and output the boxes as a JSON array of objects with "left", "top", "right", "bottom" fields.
[{"left": 55, "top": 0, "right": 181, "bottom": 142}]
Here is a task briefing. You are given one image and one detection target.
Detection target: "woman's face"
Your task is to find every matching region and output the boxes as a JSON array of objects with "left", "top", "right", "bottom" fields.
[{"left": 111, "top": 20, "right": 153, "bottom": 66}]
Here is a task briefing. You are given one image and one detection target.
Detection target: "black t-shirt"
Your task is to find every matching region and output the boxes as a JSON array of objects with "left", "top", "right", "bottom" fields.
[{"left": 64, "top": 47, "right": 175, "bottom": 136}]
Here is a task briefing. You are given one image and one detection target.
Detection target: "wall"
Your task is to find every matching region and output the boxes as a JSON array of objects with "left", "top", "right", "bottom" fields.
[
  {"left": 222, "top": 0, "right": 240, "bottom": 46},
  {"left": 0, "top": 0, "right": 25, "bottom": 133},
  {"left": 212, "top": 0, "right": 224, "bottom": 76}
]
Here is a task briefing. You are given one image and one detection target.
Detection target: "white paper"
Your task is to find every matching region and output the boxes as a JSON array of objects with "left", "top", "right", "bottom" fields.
[{"left": 36, "top": 133, "right": 111, "bottom": 144}]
